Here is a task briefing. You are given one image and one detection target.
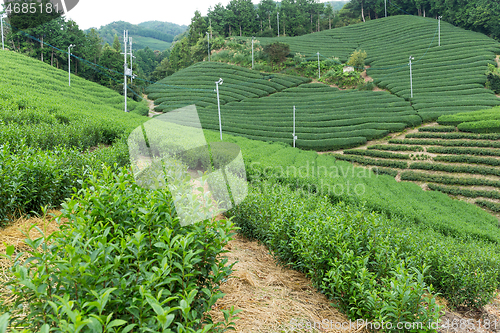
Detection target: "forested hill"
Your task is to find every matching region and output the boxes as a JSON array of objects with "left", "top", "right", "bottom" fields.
[{"left": 88, "top": 21, "right": 187, "bottom": 51}]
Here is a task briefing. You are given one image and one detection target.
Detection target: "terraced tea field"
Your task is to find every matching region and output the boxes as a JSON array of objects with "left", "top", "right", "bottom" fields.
[
  {"left": 148, "top": 15, "right": 500, "bottom": 151},
  {"left": 257, "top": 16, "right": 500, "bottom": 121},
  {"left": 146, "top": 61, "right": 310, "bottom": 112},
  {"left": 331, "top": 116, "right": 500, "bottom": 214}
]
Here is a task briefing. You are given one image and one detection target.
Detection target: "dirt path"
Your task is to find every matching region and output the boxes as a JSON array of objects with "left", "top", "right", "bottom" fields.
[{"left": 143, "top": 94, "right": 163, "bottom": 118}]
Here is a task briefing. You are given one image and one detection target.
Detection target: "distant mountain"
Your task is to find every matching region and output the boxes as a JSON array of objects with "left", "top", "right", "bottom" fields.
[
  {"left": 324, "top": 1, "right": 349, "bottom": 10},
  {"left": 87, "top": 21, "right": 188, "bottom": 51}
]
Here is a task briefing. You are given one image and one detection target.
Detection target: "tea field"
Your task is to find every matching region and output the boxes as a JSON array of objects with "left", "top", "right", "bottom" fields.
[
  {"left": 3, "top": 14, "right": 500, "bottom": 333},
  {"left": 0, "top": 50, "right": 149, "bottom": 223},
  {"left": 147, "top": 15, "right": 500, "bottom": 151},
  {"left": 330, "top": 107, "right": 500, "bottom": 214},
  {"left": 257, "top": 15, "right": 500, "bottom": 121}
]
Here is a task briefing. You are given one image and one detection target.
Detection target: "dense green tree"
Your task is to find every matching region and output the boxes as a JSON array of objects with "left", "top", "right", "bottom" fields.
[
  {"left": 207, "top": 3, "right": 227, "bottom": 36},
  {"left": 112, "top": 34, "right": 121, "bottom": 52},
  {"left": 324, "top": 3, "right": 334, "bottom": 29},
  {"left": 227, "top": 0, "right": 257, "bottom": 37},
  {"left": 188, "top": 10, "right": 208, "bottom": 44},
  {"left": 258, "top": 0, "right": 276, "bottom": 32}
]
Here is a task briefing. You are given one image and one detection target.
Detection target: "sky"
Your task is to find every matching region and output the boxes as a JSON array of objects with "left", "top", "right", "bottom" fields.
[
  {"left": 65, "top": 1, "right": 260, "bottom": 30},
  {"left": 65, "top": 0, "right": 335, "bottom": 30}
]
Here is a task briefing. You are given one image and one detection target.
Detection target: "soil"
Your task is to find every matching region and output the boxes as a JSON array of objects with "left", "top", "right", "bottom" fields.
[{"left": 143, "top": 94, "right": 163, "bottom": 117}]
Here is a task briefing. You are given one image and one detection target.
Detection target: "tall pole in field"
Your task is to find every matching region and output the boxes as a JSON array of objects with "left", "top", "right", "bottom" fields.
[
  {"left": 68, "top": 44, "right": 75, "bottom": 86},
  {"left": 317, "top": 52, "right": 321, "bottom": 79},
  {"left": 438, "top": 16, "right": 442, "bottom": 46},
  {"left": 215, "top": 78, "right": 224, "bottom": 141},
  {"left": 293, "top": 105, "right": 297, "bottom": 148},
  {"left": 409, "top": 56, "right": 414, "bottom": 98},
  {"left": 277, "top": 11, "right": 279, "bottom": 37},
  {"left": 123, "top": 30, "right": 128, "bottom": 112},
  {"left": 1, "top": 15, "right": 5, "bottom": 50},
  {"left": 129, "top": 36, "right": 135, "bottom": 83},
  {"left": 385, "top": 0, "right": 387, "bottom": 17},
  {"left": 251, "top": 36, "right": 255, "bottom": 69},
  {"left": 206, "top": 32, "right": 210, "bottom": 61}
]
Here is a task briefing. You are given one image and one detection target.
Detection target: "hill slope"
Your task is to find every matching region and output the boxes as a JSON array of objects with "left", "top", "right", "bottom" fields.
[
  {"left": 0, "top": 49, "right": 148, "bottom": 148},
  {"left": 257, "top": 15, "right": 500, "bottom": 120},
  {"left": 89, "top": 21, "right": 187, "bottom": 51}
]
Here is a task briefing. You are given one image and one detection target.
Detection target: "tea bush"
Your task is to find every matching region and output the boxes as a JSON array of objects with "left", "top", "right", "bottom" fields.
[
  {"left": 227, "top": 181, "right": 442, "bottom": 329},
  {"left": 0, "top": 167, "right": 238, "bottom": 332},
  {"left": 0, "top": 141, "right": 130, "bottom": 225}
]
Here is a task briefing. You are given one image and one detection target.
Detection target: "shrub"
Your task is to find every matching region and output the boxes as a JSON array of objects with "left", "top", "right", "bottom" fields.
[
  {"left": 0, "top": 167, "right": 238, "bottom": 332},
  {"left": 346, "top": 49, "right": 367, "bottom": 70},
  {"left": 263, "top": 42, "right": 290, "bottom": 64}
]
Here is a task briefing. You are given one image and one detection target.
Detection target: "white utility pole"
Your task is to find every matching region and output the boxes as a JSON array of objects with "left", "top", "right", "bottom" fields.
[
  {"left": 438, "top": 16, "right": 442, "bottom": 46},
  {"left": 317, "top": 52, "right": 321, "bottom": 79},
  {"left": 293, "top": 105, "right": 297, "bottom": 148},
  {"left": 207, "top": 32, "right": 210, "bottom": 61},
  {"left": 68, "top": 44, "right": 75, "bottom": 86},
  {"left": 277, "top": 11, "right": 279, "bottom": 37},
  {"left": 385, "top": 0, "right": 387, "bottom": 17},
  {"left": 251, "top": 36, "right": 255, "bottom": 69},
  {"left": 215, "top": 78, "right": 224, "bottom": 141},
  {"left": 129, "top": 36, "right": 136, "bottom": 83},
  {"left": 123, "top": 30, "right": 129, "bottom": 112},
  {"left": 409, "top": 56, "right": 414, "bottom": 98},
  {"left": 1, "top": 15, "right": 5, "bottom": 50}
]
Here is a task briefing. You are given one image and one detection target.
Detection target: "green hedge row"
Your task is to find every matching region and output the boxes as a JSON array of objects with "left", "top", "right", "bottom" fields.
[
  {"left": 476, "top": 200, "right": 500, "bottom": 212},
  {"left": 368, "top": 144, "right": 424, "bottom": 152},
  {"left": 400, "top": 171, "right": 500, "bottom": 189},
  {"left": 406, "top": 132, "right": 500, "bottom": 140},
  {"left": 457, "top": 120, "right": 500, "bottom": 133},
  {"left": 410, "top": 162, "right": 500, "bottom": 177},
  {"left": 229, "top": 181, "right": 442, "bottom": 323},
  {"left": 426, "top": 146, "right": 500, "bottom": 157},
  {"left": 0, "top": 141, "right": 130, "bottom": 225},
  {"left": 434, "top": 155, "right": 500, "bottom": 167},
  {"left": 428, "top": 183, "right": 500, "bottom": 200},
  {"left": 390, "top": 138, "right": 500, "bottom": 149},
  {"left": 344, "top": 149, "right": 410, "bottom": 160},
  {"left": 418, "top": 126, "right": 457, "bottom": 133},
  {"left": 331, "top": 154, "right": 409, "bottom": 169}
]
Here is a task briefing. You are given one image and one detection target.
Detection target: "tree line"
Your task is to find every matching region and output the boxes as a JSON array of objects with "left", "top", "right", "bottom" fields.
[{"left": 341, "top": 0, "right": 499, "bottom": 41}]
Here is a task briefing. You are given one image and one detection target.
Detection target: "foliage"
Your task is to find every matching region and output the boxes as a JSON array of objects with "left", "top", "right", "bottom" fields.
[
  {"left": 0, "top": 167, "right": 239, "bottom": 332},
  {"left": 0, "top": 142, "right": 128, "bottom": 225},
  {"left": 418, "top": 126, "right": 456, "bottom": 133},
  {"left": 344, "top": 149, "right": 410, "bottom": 159},
  {"left": 0, "top": 50, "right": 149, "bottom": 222},
  {"left": 341, "top": 0, "right": 500, "bottom": 42},
  {"left": 476, "top": 200, "right": 500, "bottom": 212},
  {"left": 368, "top": 145, "right": 424, "bottom": 152},
  {"left": 263, "top": 42, "right": 290, "bottom": 64},
  {"left": 88, "top": 20, "right": 187, "bottom": 47},
  {"left": 410, "top": 161, "right": 500, "bottom": 177},
  {"left": 346, "top": 49, "right": 367, "bottom": 69},
  {"left": 204, "top": 130, "right": 500, "bottom": 245},
  {"left": 228, "top": 181, "right": 442, "bottom": 328},
  {"left": 390, "top": 138, "right": 500, "bottom": 149},
  {"left": 401, "top": 171, "right": 500, "bottom": 189},
  {"left": 332, "top": 153, "right": 409, "bottom": 168}
]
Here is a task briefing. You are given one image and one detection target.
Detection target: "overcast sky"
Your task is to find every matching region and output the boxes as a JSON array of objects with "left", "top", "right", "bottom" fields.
[
  {"left": 65, "top": 1, "right": 259, "bottom": 30},
  {"left": 65, "top": 0, "right": 333, "bottom": 30}
]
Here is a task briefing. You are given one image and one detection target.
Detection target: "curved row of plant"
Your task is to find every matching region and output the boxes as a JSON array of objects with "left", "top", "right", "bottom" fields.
[{"left": 228, "top": 179, "right": 500, "bottom": 328}]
